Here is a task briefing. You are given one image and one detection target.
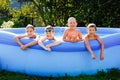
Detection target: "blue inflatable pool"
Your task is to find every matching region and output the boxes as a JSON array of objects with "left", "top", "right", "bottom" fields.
[{"left": 0, "top": 27, "right": 120, "bottom": 76}]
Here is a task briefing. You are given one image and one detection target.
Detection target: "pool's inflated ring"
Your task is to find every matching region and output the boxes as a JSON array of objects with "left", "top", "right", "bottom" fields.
[{"left": 0, "top": 30, "right": 120, "bottom": 52}]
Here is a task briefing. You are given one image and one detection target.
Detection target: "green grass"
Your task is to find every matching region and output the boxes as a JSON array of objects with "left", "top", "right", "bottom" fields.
[{"left": 0, "top": 68, "right": 120, "bottom": 80}]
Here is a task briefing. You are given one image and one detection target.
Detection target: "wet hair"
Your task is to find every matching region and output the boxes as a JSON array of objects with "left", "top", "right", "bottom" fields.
[
  {"left": 87, "top": 23, "right": 97, "bottom": 31},
  {"left": 26, "top": 24, "right": 34, "bottom": 30},
  {"left": 67, "top": 17, "right": 77, "bottom": 23},
  {"left": 45, "top": 25, "right": 54, "bottom": 32}
]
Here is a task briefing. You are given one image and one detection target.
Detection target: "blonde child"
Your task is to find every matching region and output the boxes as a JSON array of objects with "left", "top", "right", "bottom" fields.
[
  {"left": 14, "top": 24, "right": 40, "bottom": 50},
  {"left": 84, "top": 23, "right": 104, "bottom": 60},
  {"left": 63, "top": 17, "right": 82, "bottom": 42},
  {"left": 38, "top": 25, "right": 61, "bottom": 51}
]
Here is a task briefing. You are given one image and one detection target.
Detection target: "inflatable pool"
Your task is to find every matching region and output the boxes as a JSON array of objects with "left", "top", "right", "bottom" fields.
[{"left": 0, "top": 27, "right": 120, "bottom": 77}]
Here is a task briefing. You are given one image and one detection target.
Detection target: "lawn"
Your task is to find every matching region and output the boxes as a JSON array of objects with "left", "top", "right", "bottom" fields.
[{"left": 0, "top": 68, "right": 120, "bottom": 80}]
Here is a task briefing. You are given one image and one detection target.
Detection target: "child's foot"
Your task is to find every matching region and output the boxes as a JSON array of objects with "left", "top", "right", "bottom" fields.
[{"left": 100, "top": 54, "right": 104, "bottom": 60}]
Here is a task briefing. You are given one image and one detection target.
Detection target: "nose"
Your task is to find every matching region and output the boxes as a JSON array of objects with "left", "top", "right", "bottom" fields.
[{"left": 28, "top": 32, "right": 32, "bottom": 35}]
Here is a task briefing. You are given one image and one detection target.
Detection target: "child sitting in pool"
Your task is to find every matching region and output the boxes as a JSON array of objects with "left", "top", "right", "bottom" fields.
[
  {"left": 14, "top": 24, "right": 40, "bottom": 50},
  {"left": 63, "top": 17, "right": 83, "bottom": 42},
  {"left": 84, "top": 23, "right": 104, "bottom": 60},
  {"left": 38, "top": 25, "right": 61, "bottom": 51}
]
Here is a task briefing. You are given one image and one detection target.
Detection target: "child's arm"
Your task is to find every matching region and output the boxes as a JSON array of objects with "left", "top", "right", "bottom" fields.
[
  {"left": 96, "top": 36, "right": 104, "bottom": 51},
  {"left": 62, "top": 30, "right": 69, "bottom": 42},
  {"left": 96, "top": 36, "right": 104, "bottom": 60},
  {"left": 34, "top": 35, "right": 40, "bottom": 41},
  {"left": 78, "top": 30, "right": 83, "bottom": 41},
  {"left": 38, "top": 37, "right": 51, "bottom": 51},
  {"left": 84, "top": 36, "right": 96, "bottom": 59},
  {"left": 22, "top": 36, "right": 40, "bottom": 50},
  {"left": 46, "top": 40, "right": 61, "bottom": 48},
  {"left": 14, "top": 35, "right": 27, "bottom": 46}
]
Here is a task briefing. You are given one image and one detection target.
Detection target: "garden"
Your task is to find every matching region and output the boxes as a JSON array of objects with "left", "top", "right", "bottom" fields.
[{"left": 0, "top": 0, "right": 120, "bottom": 80}]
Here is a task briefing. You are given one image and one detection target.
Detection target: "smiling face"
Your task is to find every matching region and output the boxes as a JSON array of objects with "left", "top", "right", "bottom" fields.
[
  {"left": 26, "top": 27, "right": 35, "bottom": 37},
  {"left": 87, "top": 23, "right": 97, "bottom": 34},
  {"left": 45, "top": 29, "right": 54, "bottom": 37},
  {"left": 87, "top": 27, "right": 96, "bottom": 34},
  {"left": 67, "top": 17, "right": 77, "bottom": 29},
  {"left": 45, "top": 25, "right": 54, "bottom": 38}
]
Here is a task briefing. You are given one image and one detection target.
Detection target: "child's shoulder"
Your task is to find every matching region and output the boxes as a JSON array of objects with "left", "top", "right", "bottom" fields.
[
  {"left": 76, "top": 29, "right": 80, "bottom": 31},
  {"left": 17, "top": 34, "right": 27, "bottom": 37},
  {"left": 75, "top": 29, "right": 81, "bottom": 33},
  {"left": 64, "top": 28, "right": 70, "bottom": 32},
  {"left": 85, "top": 34, "right": 99, "bottom": 40},
  {"left": 14, "top": 34, "right": 27, "bottom": 38}
]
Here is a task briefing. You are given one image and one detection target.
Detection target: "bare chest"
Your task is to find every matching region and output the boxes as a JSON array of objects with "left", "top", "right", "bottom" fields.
[
  {"left": 88, "top": 35, "right": 97, "bottom": 40},
  {"left": 68, "top": 30, "right": 78, "bottom": 36}
]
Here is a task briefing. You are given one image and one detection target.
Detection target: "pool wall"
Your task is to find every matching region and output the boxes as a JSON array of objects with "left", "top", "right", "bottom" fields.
[{"left": 0, "top": 27, "right": 120, "bottom": 76}]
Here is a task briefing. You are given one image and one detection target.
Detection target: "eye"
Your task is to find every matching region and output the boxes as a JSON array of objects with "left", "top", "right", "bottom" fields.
[
  {"left": 73, "top": 22, "right": 76, "bottom": 24},
  {"left": 92, "top": 29, "right": 95, "bottom": 31}
]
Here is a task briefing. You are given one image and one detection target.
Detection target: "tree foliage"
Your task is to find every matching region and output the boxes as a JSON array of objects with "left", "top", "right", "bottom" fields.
[
  {"left": 0, "top": 0, "right": 11, "bottom": 25},
  {"left": 0, "top": 0, "right": 119, "bottom": 27},
  {"left": 31, "top": 0, "right": 119, "bottom": 27}
]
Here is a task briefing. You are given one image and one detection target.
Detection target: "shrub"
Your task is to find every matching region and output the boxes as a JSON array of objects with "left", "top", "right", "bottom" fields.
[{"left": 1, "top": 20, "right": 14, "bottom": 28}]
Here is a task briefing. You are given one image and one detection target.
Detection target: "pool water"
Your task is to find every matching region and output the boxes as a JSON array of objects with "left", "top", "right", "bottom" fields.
[
  {"left": 36, "top": 33, "right": 110, "bottom": 40},
  {"left": 19, "top": 33, "right": 112, "bottom": 41}
]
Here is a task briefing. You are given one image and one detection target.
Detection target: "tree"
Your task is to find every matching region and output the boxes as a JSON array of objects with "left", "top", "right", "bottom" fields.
[
  {"left": 1, "top": 0, "right": 119, "bottom": 27},
  {"left": 31, "top": 0, "right": 120, "bottom": 27},
  {"left": 0, "top": 0, "right": 12, "bottom": 26}
]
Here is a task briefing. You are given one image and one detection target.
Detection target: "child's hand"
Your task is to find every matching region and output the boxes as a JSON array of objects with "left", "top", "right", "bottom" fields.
[
  {"left": 70, "top": 35, "right": 77, "bottom": 42},
  {"left": 46, "top": 44, "right": 51, "bottom": 48},
  {"left": 70, "top": 38, "right": 78, "bottom": 42},
  {"left": 45, "top": 45, "right": 52, "bottom": 52},
  {"left": 71, "top": 39, "right": 77, "bottom": 42},
  {"left": 21, "top": 45, "right": 27, "bottom": 50},
  {"left": 100, "top": 53, "right": 104, "bottom": 60},
  {"left": 44, "top": 47, "right": 51, "bottom": 52}
]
